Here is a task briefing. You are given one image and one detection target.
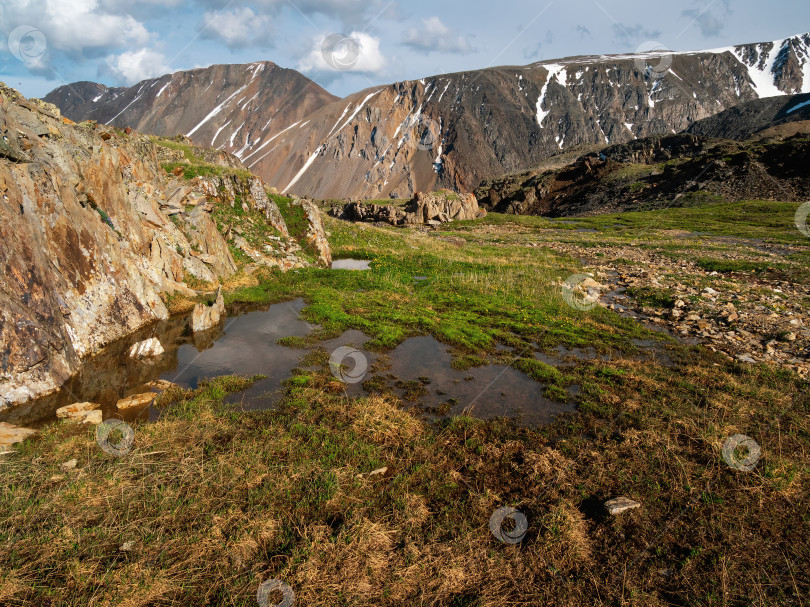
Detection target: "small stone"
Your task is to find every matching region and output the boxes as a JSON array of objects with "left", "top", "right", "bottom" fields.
[
  {"left": 368, "top": 467, "right": 388, "bottom": 477},
  {"left": 116, "top": 393, "right": 156, "bottom": 412},
  {"left": 737, "top": 354, "right": 757, "bottom": 364},
  {"left": 785, "top": 332, "right": 797, "bottom": 342},
  {"left": 60, "top": 459, "right": 77, "bottom": 470},
  {"left": 674, "top": 300, "right": 686, "bottom": 308},
  {"left": 604, "top": 496, "right": 641, "bottom": 515},
  {"left": 120, "top": 541, "right": 135, "bottom": 552},
  {"left": 703, "top": 287, "right": 718, "bottom": 296},
  {"left": 726, "top": 312, "right": 739, "bottom": 323}
]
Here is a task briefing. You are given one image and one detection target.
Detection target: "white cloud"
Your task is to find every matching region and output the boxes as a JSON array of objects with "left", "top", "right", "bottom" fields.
[
  {"left": 201, "top": 7, "right": 274, "bottom": 49},
  {"left": 298, "top": 31, "right": 386, "bottom": 74},
  {"left": 105, "top": 48, "right": 171, "bottom": 85},
  {"left": 0, "top": 0, "right": 150, "bottom": 56},
  {"left": 402, "top": 17, "right": 473, "bottom": 55}
]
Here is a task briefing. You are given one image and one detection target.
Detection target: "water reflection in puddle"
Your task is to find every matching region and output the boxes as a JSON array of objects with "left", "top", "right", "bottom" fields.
[
  {"left": 5, "top": 299, "right": 315, "bottom": 427},
  {"left": 11, "top": 299, "right": 584, "bottom": 429},
  {"left": 380, "top": 336, "right": 573, "bottom": 425},
  {"left": 331, "top": 258, "right": 371, "bottom": 270}
]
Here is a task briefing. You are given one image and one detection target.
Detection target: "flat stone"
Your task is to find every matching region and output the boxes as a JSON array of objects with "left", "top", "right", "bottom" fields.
[
  {"left": 0, "top": 422, "right": 37, "bottom": 451},
  {"left": 60, "top": 458, "right": 78, "bottom": 470},
  {"left": 79, "top": 410, "right": 103, "bottom": 425},
  {"left": 56, "top": 401, "right": 99, "bottom": 419},
  {"left": 116, "top": 393, "right": 156, "bottom": 412},
  {"left": 604, "top": 496, "right": 641, "bottom": 515}
]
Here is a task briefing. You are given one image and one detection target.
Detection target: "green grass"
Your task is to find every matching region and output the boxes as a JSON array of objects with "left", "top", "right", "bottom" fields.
[{"left": 2, "top": 198, "right": 808, "bottom": 605}]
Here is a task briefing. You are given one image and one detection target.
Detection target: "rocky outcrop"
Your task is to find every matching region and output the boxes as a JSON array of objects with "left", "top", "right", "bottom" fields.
[
  {"left": 476, "top": 128, "right": 810, "bottom": 217},
  {"left": 686, "top": 93, "right": 810, "bottom": 140},
  {"left": 291, "top": 197, "right": 332, "bottom": 266},
  {"left": 191, "top": 288, "right": 225, "bottom": 333},
  {"left": 331, "top": 191, "right": 480, "bottom": 226},
  {"left": 0, "top": 84, "right": 331, "bottom": 415}
]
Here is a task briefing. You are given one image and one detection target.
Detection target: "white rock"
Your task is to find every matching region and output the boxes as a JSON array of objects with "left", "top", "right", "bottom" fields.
[
  {"left": 191, "top": 287, "right": 225, "bottom": 333},
  {"left": 604, "top": 496, "right": 641, "bottom": 515},
  {"left": 60, "top": 459, "right": 77, "bottom": 470},
  {"left": 703, "top": 287, "right": 718, "bottom": 296},
  {"left": 129, "top": 338, "right": 165, "bottom": 359}
]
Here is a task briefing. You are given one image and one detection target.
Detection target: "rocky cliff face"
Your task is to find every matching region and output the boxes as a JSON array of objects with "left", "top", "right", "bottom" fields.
[
  {"left": 0, "top": 84, "right": 330, "bottom": 414},
  {"left": 44, "top": 61, "right": 338, "bottom": 165}
]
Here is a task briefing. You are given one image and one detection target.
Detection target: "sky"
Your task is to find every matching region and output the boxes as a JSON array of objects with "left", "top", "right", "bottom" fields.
[{"left": 1, "top": 0, "right": 809, "bottom": 100}]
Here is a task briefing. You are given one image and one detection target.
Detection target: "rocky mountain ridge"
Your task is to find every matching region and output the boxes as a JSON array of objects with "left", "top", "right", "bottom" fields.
[
  {"left": 45, "top": 33, "right": 810, "bottom": 201},
  {"left": 476, "top": 108, "right": 810, "bottom": 217},
  {"left": 0, "top": 83, "right": 330, "bottom": 414}
]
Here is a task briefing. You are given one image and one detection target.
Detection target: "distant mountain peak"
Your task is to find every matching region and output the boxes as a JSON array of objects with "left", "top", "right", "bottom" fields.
[{"left": 45, "top": 31, "right": 810, "bottom": 200}]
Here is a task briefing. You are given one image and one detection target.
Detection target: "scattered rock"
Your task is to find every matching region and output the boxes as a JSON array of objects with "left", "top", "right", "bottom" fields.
[
  {"left": 60, "top": 458, "right": 78, "bottom": 470},
  {"left": 604, "top": 496, "right": 641, "bottom": 515},
  {"left": 129, "top": 338, "right": 165, "bottom": 359},
  {"left": 703, "top": 287, "right": 719, "bottom": 296}
]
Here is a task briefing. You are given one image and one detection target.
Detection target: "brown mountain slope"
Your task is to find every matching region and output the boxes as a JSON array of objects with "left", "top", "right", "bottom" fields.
[
  {"left": 247, "top": 33, "right": 810, "bottom": 200},
  {"left": 44, "top": 61, "right": 338, "bottom": 162},
  {"left": 46, "top": 34, "right": 810, "bottom": 201}
]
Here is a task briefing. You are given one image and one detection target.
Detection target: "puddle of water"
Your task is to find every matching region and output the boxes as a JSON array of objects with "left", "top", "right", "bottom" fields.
[
  {"left": 331, "top": 258, "right": 371, "bottom": 270},
  {"left": 382, "top": 336, "right": 574, "bottom": 425},
  {"left": 3, "top": 299, "right": 315, "bottom": 427}
]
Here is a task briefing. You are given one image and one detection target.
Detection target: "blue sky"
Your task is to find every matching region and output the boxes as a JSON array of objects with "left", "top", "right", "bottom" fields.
[{"left": 1, "top": 0, "right": 809, "bottom": 100}]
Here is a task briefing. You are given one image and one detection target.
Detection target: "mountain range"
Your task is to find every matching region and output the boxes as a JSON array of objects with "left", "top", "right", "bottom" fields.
[{"left": 45, "top": 33, "right": 810, "bottom": 201}]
